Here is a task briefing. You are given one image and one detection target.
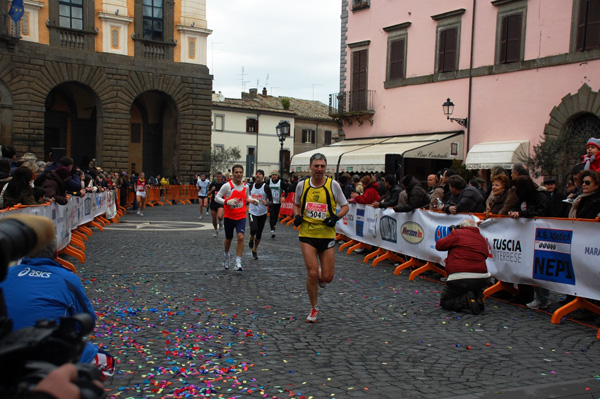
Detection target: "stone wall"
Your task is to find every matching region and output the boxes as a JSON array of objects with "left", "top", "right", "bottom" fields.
[{"left": 0, "top": 39, "right": 213, "bottom": 180}]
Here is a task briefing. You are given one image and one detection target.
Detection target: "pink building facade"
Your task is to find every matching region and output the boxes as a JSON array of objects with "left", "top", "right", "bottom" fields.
[{"left": 316, "top": 0, "right": 600, "bottom": 180}]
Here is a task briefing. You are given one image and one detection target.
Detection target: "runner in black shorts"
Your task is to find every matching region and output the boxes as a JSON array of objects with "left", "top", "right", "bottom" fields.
[{"left": 208, "top": 171, "right": 225, "bottom": 237}]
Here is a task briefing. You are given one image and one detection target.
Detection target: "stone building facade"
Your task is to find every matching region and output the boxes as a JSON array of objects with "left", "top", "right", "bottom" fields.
[{"left": 0, "top": 0, "right": 213, "bottom": 180}]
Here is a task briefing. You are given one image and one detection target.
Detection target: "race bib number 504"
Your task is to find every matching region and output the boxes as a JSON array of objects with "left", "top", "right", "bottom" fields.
[{"left": 306, "top": 202, "right": 327, "bottom": 219}]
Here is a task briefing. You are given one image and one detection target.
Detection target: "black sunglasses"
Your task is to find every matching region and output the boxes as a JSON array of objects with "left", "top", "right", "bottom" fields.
[{"left": 582, "top": 180, "right": 593, "bottom": 186}]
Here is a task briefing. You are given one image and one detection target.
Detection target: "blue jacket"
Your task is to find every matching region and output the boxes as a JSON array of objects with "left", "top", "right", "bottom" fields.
[{"left": 0, "top": 258, "right": 98, "bottom": 362}]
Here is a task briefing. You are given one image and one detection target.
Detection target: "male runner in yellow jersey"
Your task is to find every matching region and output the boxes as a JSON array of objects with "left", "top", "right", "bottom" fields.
[{"left": 293, "top": 153, "right": 349, "bottom": 323}]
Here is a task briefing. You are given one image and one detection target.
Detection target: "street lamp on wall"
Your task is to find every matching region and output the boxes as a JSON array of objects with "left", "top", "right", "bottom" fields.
[
  {"left": 442, "top": 98, "right": 468, "bottom": 128},
  {"left": 276, "top": 121, "right": 290, "bottom": 175}
]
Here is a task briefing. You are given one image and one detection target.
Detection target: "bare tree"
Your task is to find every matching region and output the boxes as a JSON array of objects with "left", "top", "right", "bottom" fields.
[{"left": 202, "top": 146, "right": 242, "bottom": 176}]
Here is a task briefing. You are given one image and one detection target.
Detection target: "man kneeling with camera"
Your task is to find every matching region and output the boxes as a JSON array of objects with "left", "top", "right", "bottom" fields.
[{"left": 435, "top": 219, "right": 490, "bottom": 314}]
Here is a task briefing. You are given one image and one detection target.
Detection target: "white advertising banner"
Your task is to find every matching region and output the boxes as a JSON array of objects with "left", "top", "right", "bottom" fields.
[
  {"left": 0, "top": 191, "right": 115, "bottom": 251},
  {"left": 337, "top": 205, "right": 600, "bottom": 301}
]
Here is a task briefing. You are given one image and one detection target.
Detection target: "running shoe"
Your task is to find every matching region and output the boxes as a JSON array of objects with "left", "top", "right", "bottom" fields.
[
  {"left": 248, "top": 235, "right": 255, "bottom": 250},
  {"left": 271, "top": 230, "right": 276, "bottom": 238},
  {"left": 234, "top": 258, "right": 243, "bottom": 271},
  {"left": 213, "top": 230, "right": 218, "bottom": 238},
  {"left": 219, "top": 220, "right": 223, "bottom": 230},
  {"left": 306, "top": 307, "right": 319, "bottom": 323},
  {"left": 252, "top": 250, "right": 258, "bottom": 260},
  {"left": 137, "top": 209, "right": 140, "bottom": 215},
  {"left": 526, "top": 298, "right": 550, "bottom": 310},
  {"left": 139, "top": 212, "right": 143, "bottom": 216},
  {"left": 223, "top": 253, "right": 230, "bottom": 270},
  {"left": 199, "top": 214, "right": 203, "bottom": 220},
  {"left": 206, "top": 211, "right": 209, "bottom": 216}
]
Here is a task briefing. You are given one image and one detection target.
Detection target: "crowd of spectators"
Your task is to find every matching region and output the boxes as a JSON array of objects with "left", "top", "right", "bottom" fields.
[
  {"left": 326, "top": 160, "right": 600, "bottom": 316},
  {"left": 0, "top": 145, "right": 196, "bottom": 210}
]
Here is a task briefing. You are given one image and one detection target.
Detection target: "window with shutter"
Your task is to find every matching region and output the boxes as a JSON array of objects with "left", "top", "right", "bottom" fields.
[
  {"left": 438, "top": 28, "right": 457, "bottom": 73},
  {"left": 388, "top": 38, "right": 405, "bottom": 80},
  {"left": 246, "top": 118, "right": 258, "bottom": 133},
  {"left": 499, "top": 13, "right": 523, "bottom": 63},
  {"left": 351, "top": 49, "right": 368, "bottom": 111},
  {"left": 576, "top": 0, "right": 600, "bottom": 51},
  {"left": 324, "top": 131, "right": 332, "bottom": 145}
]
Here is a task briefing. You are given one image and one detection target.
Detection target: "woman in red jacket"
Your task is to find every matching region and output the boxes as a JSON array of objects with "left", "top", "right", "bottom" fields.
[{"left": 350, "top": 175, "right": 380, "bottom": 204}]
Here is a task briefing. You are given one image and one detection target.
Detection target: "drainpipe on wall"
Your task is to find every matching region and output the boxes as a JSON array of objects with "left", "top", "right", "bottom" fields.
[
  {"left": 466, "top": 0, "right": 476, "bottom": 155},
  {"left": 255, "top": 112, "right": 260, "bottom": 174}
]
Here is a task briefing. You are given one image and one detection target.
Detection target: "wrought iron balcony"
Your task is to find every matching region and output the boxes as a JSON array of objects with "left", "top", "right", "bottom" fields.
[
  {"left": 329, "top": 90, "right": 375, "bottom": 126},
  {"left": 0, "top": 13, "right": 20, "bottom": 50}
]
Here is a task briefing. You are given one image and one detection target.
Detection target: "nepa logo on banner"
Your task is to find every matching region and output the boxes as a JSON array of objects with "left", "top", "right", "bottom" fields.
[
  {"left": 380, "top": 216, "right": 397, "bottom": 243},
  {"left": 533, "top": 228, "right": 575, "bottom": 285},
  {"left": 401, "top": 222, "right": 424, "bottom": 244},
  {"left": 355, "top": 208, "right": 364, "bottom": 237}
]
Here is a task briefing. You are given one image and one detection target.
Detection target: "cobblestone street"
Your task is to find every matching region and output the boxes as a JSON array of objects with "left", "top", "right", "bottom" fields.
[{"left": 76, "top": 204, "right": 600, "bottom": 398}]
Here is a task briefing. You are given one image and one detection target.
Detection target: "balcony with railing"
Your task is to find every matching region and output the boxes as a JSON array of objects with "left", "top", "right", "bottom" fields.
[
  {"left": 132, "top": 35, "right": 176, "bottom": 61},
  {"left": 47, "top": 23, "right": 97, "bottom": 51},
  {"left": 0, "top": 13, "right": 20, "bottom": 50},
  {"left": 329, "top": 90, "right": 375, "bottom": 126}
]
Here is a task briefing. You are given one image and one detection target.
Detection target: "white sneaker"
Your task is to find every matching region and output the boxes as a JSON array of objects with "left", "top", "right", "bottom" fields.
[
  {"left": 199, "top": 214, "right": 203, "bottom": 220},
  {"left": 271, "top": 230, "right": 275, "bottom": 238},
  {"left": 219, "top": 221, "right": 223, "bottom": 230},
  {"left": 526, "top": 298, "right": 550, "bottom": 309},
  {"left": 213, "top": 230, "right": 218, "bottom": 237},
  {"left": 139, "top": 212, "right": 143, "bottom": 216},
  {"left": 136, "top": 209, "right": 140, "bottom": 215},
  {"left": 234, "top": 259, "right": 243, "bottom": 271},
  {"left": 223, "top": 254, "right": 230, "bottom": 270},
  {"left": 206, "top": 211, "right": 209, "bottom": 216},
  {"left": 306, "top": 307, "right": 319, "bottom": 323}
]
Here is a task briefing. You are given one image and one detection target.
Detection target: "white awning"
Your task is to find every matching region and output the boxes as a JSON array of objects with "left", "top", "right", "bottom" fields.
[
  {"left": 290, "top": 143, "right": 373, "bottom": 173},
  {"left": 290, "top": 132, "right": 463, "bottom": 174},
  {"left": 337, "top": 133, "right": 463, "bottom": 173},
  {"left": 465, "top": 140, "right": 529, "bottom": 170}
]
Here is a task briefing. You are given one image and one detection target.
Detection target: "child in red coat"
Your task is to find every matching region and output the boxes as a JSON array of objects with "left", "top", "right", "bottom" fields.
[{"left": 582, "top": 137, "right": 600, "bottom": 172}]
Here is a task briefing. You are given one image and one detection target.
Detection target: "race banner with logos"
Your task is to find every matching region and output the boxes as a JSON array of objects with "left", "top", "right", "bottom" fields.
[
  {"left": 336, "top": 204, "right": 600, "bottom": 301},
  {"left": 0, "top": 191, "right": 116, "bottom": 251}
]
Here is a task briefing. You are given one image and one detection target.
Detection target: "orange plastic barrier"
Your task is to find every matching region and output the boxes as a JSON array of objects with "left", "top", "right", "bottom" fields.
[
  {"left": 185, "top": 185, "right": 196, "bottom": 205},
  {"left": 146, "top": 186, "right": 164, "bottom": 207}
]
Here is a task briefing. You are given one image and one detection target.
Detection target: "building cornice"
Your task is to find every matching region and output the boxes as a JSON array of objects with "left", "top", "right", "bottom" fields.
[
  {"left": 98, "top": 12, "right": 134, "bottom": 23},
  {"left": 383, "top": 22, "right": 411, "bottom": 33},
  {"left": 431, "top": 8, "right": 466, "bottom": 21}
]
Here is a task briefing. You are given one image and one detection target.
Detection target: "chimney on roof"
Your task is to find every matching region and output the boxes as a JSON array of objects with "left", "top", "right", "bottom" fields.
[
  {"left": 249, "top": 88, "right": 258, "bottom": 99},
  {"left": 262, "top": 87, "right": 267, "bottom": 96}
]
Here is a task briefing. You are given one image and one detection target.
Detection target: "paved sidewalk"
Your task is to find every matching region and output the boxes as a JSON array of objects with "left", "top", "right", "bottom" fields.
[{"left": 75, "top": 204, "right": 599, "bottom": 398}]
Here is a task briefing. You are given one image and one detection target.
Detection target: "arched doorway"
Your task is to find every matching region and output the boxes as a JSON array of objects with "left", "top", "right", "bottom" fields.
[
  {"left": 129, "top": 91, "right": 178, "bottom": 178},
  {"left": 44, "top": 83, "right": 100, "bottom": 167}
]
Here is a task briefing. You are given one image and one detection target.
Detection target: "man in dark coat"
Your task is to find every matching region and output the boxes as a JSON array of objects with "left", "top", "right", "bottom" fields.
[
  {"left": 443, "top": 175, "right": 485, "bottom": 214},
  {"left": 372, "top": 173, "right": 401, "bottom": 209},
  {"left": 393, "top": 174, "right": 429, "bottom": 212},
  {"left": 542, "top": 178, "right": 568, "bottom": 217}
]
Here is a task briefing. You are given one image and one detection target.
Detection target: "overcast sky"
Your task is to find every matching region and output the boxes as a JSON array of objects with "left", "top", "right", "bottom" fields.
[{"left": 206, "top": 1, "right": 342, "bottom": 105}]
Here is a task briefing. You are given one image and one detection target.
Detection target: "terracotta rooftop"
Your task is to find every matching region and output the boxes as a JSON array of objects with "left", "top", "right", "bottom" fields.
[{"left": 212, "top": 90, "right": 335, "bottom": 123}]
